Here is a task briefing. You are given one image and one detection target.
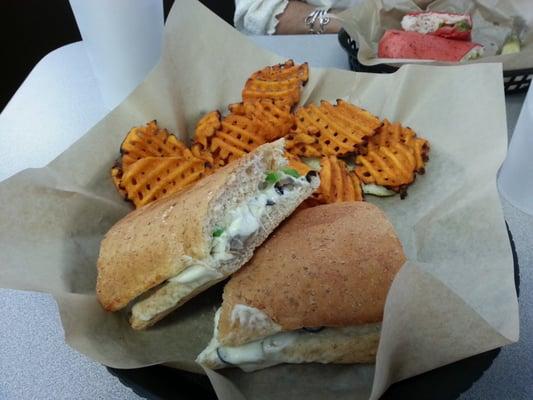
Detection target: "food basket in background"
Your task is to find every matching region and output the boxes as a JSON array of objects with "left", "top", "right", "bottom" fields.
[{"left": 338, "top": 28, "right": 533, "bottom": 95}]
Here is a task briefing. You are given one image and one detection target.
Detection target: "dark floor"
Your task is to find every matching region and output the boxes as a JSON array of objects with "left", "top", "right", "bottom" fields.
[{"left": 0, "top": 0, "right": 235, "bottom": 112}]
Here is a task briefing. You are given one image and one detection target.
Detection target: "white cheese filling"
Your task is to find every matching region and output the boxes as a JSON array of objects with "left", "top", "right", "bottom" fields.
[
  {"left": 196, "top": 308, "right": 380, "bottom": 372},
  {"left": 215, "top": 331, "right": 298, "bottom": 369},
  {"left": 210, "top": 184, "right": 284, "bottom": 262},
  {"left": 168, "top": 264, "right": 223, "bottom": 285},
  {"left": 173, "top": 171, "right": 307, "bottom": 283},
  {"left": 197, "top": 308, "right": 295, "bottom": 371}
]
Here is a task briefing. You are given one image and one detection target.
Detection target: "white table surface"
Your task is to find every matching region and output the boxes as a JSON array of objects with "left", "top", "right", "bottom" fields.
[{"left": 0, "top": 34, "right": 531, "bottom": 400}]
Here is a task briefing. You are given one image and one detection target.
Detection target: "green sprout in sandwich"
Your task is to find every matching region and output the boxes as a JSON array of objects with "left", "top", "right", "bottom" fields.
[
  {"left": 212, "top": 228, "right": 225, "bottom": 237},
  {"left": 265, "top": 172, "right": 281, "bottom": 184},
  {"left": 265, "top": 168, "right": 300, "bottom": 185}
]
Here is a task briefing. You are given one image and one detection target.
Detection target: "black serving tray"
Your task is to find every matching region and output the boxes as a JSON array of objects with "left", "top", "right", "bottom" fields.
[
  {"left": 108, "top": 226, "right": 519, "bottom": 400},
  {"left": 338, "top": 28, "right": 533, "bottom": 95}
]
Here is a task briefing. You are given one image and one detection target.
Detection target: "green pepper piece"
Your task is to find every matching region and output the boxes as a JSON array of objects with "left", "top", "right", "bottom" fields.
[
  {"left": 212, "top": 228, "right": 224, "bottom": 237},
  {"left": 265, "top": 171, "right": 281, "bottom": 184}
]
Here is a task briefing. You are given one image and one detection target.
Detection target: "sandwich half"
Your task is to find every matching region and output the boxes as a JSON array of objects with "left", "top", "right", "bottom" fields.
[
  {"left": 96, "top": 139, "right": 319, "bottom": 329},
  {"left": 378, "top": 30, "right": 483, "bottom": 62},
  {"left": 197, "top": 202, "right": 406, "bottom": 371}
]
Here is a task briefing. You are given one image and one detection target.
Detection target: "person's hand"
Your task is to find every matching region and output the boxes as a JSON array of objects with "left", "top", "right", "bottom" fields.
[{"left": 275, "top": 1, "right": 342, "bottom": 34}]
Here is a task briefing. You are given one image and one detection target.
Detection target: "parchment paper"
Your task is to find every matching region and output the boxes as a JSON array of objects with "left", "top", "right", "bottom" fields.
[
  {"left": 340, "top": 0, "right": 533, "bottom": 70},
  {"left": 0, "top": 0, "right": 518, "bottom": 399}
]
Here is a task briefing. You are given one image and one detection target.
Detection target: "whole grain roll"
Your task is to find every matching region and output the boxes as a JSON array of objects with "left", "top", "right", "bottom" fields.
[{"left": 218, "top": 202, "right": 406, "bottom": 346}]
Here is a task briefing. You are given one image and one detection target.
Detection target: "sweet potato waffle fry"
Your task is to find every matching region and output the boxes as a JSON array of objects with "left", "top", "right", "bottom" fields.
[
  {"left": 292, "top": 100, "right": 382, "bottom": 157},
  {"left": 369, "top": 119, "right": 430, "bottom": 173},
  {"left": 242, "top": 100, "right": 294, "bottom": 141},
  {"left": 193, "top": 111, "right": 221, "bottom": 149},
  {"left": 284, "top": 131, "right": 322, "bottom": 158},
  {"left": 111, "top": 164, "right": 128, "bottom": 199},
  {"left": 111, "top": 60, "right": 431, "bottom": 209},
  {"left": 190, "top": 143, "right": 215, "bottom": 165},
  {"left": 355, "top": 142, "right": 418, "bottom": 197},
  {"left": 121, "top": 156, "right": 209, "bottom": 208},
  {"left": 209, "top": 113, "right": 268, "bottom": 167},
  {"left": 111, "top": 121, "right": 190, "bottom": 199},
  {"left": 313, "top": 156, "right": 364, "bottom": 203},
  {"left": 242, "top": 60, "right": 309, "bottom": 108},
  {"left": 120, "top": 120, "right": 188, "bottom": 169}
]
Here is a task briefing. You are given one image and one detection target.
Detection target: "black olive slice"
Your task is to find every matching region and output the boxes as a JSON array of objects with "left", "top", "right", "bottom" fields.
[
  {"left": 305, "top": 170, "right": 318, "bottom": 182},
  {"left": 302, "top": 326, "right": 324, "bottom": 333},
  {"left": 216, "top": 348, "right": 235, "bottom": 366}
]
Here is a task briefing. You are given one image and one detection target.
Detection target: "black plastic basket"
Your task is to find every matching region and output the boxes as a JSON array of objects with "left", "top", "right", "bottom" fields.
[{"left": 338, "top": 28, "right": 533, "bottom": 95}]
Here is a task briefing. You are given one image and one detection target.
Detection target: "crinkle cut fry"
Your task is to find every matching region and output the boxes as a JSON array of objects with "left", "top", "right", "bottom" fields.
[
  {"left": 193, "top": 111, "right": 221, "bottom": 149},
  {"left": 298, "top": 103, "right": 356, "bottom": 156},
  {"left": 209, "top": 114, "right": 267, "bottom": 166},
  {"left": 120, "top": 120, "right": 188, "bottom": 169},
  {"left": 111, "top": 164, "right": 127, "bottom": 199},
  {"left": 284, "top": 131, "right": 322, "bottom": 158},
  {"left": 369, "top": 119, "right": 430, "bottom": 173},
  {"left": 243, "top": 80, "right": 301, "bottom": 105},
  {"left": 313, "top": 156, "right": 363, "bottom": 203},
  {"left": 121, "top": 156, "right": 207, "bottom": 208},
  {"left": 250, "top": 60, "right": 309, "bottom": 82},
  {"left": 243, "top": 60, "right": 309, "bottom": 108},
  {"left": 242, "top": 100, "right": 294, "bottom": 141},
  {"left": 292, "top": 100, "right": 381, "bottom": 157},
  {"left": 355, "top": 142, "right": 417, "bottom": 191}
]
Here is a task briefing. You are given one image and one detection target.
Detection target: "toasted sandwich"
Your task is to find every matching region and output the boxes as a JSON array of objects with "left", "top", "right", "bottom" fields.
[
  {"left": 197, "top": 202, "right": 405, "bottom": 371},
  {"left": 96, "top": 139, "right": 319, "bottom": 329}
]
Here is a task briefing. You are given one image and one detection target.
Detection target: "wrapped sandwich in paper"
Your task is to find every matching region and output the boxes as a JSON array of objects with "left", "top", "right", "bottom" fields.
[
  {"left": 340, "top": 0, "right": 533, "bottom": 69},
  {"left": 378, "top": 30, "right": 483, "bottom": 62}
]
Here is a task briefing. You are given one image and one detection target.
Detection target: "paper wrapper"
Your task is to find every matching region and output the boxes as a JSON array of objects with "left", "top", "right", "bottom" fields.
[
  {"left": 0, "top": 1, "right": 519, "bottom": 398},
  {"left": 340, "top": 0, "right": 533, "bottom": 71}
]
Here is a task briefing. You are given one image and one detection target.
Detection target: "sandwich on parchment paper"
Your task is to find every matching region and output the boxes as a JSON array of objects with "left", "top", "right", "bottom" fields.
[
  {"left": 96, "top": 139, "right": 319, "bottom": 329},
  {"left": 378, "top": 30, "right": 483, "bottom": 62},
  {"left": 197, "top": 202, "right": 405, "bottom": 371}
]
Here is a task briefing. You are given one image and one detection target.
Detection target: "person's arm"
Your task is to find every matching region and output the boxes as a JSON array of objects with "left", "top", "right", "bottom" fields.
[{"left": 275, "top": 1, "right": 342, "bottom": 34}]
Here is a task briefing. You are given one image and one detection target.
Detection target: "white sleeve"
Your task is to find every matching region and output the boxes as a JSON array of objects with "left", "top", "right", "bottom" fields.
[{"left": 234, "top": 0, "right": 290, "bottom": 35}]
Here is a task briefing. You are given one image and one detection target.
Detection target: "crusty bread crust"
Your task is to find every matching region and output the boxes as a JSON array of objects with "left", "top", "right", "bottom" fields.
[
  {"left": 96, "top": 140, "right": 287, "bottom": 312},
  {"left": 218, "top": 202, "right": 405, "bottom": 346}
]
